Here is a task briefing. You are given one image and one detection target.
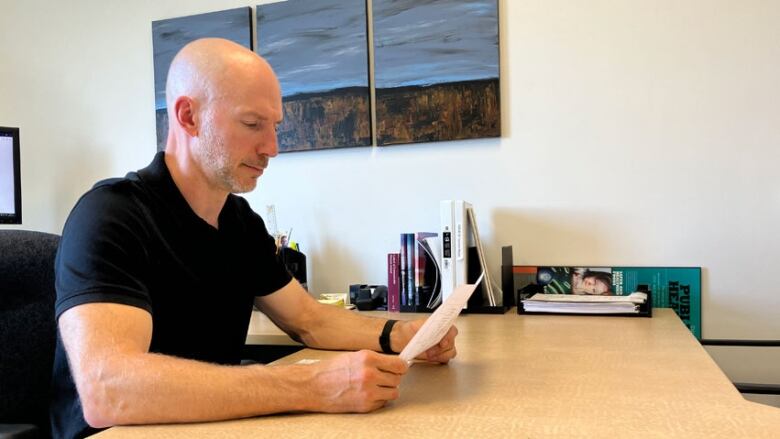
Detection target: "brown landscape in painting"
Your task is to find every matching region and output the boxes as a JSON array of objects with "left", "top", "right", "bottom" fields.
[
  {"left": 278, "top": 87, "right": 371, "bottom": 152},
  {"left": 375, "top": 79, "right": 500, "bottom": 146}
]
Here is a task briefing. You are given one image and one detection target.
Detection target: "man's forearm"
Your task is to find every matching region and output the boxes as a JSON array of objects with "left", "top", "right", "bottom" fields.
[
  {"left": 296, "top": 301, "right": 410, "bottom": 353},
  {"left": 256, "top": 281, "right": 414, "bottom": 355},
  {"left": 80, "top": 352, "right": 315, "bottom": 427}
]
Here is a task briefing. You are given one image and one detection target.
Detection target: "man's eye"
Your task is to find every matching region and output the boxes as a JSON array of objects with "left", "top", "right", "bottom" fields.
[{"left": 242, "top": 121, "right": 259, "bottom": 128}]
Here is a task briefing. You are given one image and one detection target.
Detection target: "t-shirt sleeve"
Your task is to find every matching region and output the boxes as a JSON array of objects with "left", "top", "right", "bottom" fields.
[{"left": 55, "top": 185, "right": 153, "bottom": 319}]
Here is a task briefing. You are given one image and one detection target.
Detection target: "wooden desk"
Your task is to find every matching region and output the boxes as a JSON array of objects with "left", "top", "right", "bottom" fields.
[{"left": 96, "top": 309, "right": 780, "bottom": 438}]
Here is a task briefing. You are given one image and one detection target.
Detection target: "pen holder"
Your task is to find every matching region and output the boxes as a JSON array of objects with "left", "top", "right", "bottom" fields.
[{"left": 279, "top": 247, "right": 307, "bottom": 290}]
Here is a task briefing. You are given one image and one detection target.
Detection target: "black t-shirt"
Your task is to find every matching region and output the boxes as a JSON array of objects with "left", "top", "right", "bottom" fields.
[{"left": 49, "top": 152, "right": 292, "bottom": 439}]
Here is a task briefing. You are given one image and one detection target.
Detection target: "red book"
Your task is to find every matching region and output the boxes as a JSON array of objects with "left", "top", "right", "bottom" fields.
[{"left": 387, "top": 253, "right": 401, "bottom": 312}]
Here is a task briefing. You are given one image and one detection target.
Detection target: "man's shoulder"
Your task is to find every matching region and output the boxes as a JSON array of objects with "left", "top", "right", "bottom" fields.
[
  {"left": 66, "top": 172, "right": 151, "bottom": 227},
  {"left": 90, "top": 170, "right": 143, "bottom": 192},
  {"left": 83, "top": 171, "right": 147, "bottom": 201}
]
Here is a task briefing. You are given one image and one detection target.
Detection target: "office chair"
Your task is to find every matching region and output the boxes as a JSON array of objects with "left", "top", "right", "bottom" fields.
[{"left": 0, "top": 230, "right": 60, "bottom": 438}]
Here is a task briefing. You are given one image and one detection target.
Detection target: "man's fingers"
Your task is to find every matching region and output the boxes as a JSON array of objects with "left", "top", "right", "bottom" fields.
[
  {"left": 425, "top": 345, "right": 457, "bottom": 363},
  {"left": 374, "top": 368, "right": 403, "bottom": 388},
  {"left": 373, "top": 385, "right": 401, "bottom": 402},
  {"left": 372, "top": 354, "right": 409, "bottom": 375}
]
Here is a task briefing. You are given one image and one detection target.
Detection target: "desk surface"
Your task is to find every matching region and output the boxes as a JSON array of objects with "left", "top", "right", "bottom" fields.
[{"left": 97, "top": 309, "right": 779, "bottom": 438}]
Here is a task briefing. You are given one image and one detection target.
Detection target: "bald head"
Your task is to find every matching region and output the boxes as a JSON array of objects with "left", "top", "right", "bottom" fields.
[
  {"left": 162, "top": 38, "right": 282, "bottom": 203},
  {"left": 165, "top": 38, "right": 278, "bottom": 111}
]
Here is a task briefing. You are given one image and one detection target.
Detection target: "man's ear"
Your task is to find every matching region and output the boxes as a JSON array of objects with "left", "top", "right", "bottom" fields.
[{"left": 173, "top": 96, "right": 199, "bottom": 137}]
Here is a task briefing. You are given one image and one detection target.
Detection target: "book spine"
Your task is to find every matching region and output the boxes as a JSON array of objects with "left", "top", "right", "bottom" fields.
[
  {"left": 415, "top": 232, "right": 437, "bottom": 309},
  {"left": 387, "top": 253, "right": 400, "bottom": 312},
  {"left": 404, "top": 233, "right": 415, "bottom": 306},
  {"left": 399, "top": 234, "right": 408, "bottom": 307},
  {"left": 414, "top": 234, "right": 424, "bottom": 307},
  {"left": 440, "top": 200, "right": 455, "bottom": 303},
  {"left": 454, "top": 200, "right": 471, "bottom": 289}
]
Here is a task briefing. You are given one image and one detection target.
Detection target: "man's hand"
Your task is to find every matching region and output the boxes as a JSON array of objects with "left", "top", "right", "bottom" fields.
[
  {"left": 307, "top": 350, "right": 408, "bottom": 413},
  {"left": 393, "top": 319, "right": 459, "bottom": 364}
]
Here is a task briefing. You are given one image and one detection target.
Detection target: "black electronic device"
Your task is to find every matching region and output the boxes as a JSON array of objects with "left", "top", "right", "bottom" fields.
[
  {"left": 0, "top": 126, "right": 21, "bottom": 224},
  {"left": 350, "top": 284, "right": 387, "bottom": 311}
]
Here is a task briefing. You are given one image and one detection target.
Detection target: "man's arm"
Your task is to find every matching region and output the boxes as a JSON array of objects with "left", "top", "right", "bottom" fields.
[
  {"left": 255, "top": 280, "right": 458, "bottom": 363},
  {"left": 59, "top": 302, "right": 408, "bottom": 428}
]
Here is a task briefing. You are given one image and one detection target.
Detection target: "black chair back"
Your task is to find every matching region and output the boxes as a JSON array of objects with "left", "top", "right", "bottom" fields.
[{"left": 0, "top": 230, "right": 60, "bottom": 435}]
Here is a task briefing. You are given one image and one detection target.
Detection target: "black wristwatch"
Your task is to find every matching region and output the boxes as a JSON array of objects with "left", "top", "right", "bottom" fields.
[{"left": 380, "top": 319, "right": 399, "bottom": 354}]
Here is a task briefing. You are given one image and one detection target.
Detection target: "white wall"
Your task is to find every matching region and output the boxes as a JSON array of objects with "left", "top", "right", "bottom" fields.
[{"left": 1, "top": 0, "right": 778, "bottom": 395}]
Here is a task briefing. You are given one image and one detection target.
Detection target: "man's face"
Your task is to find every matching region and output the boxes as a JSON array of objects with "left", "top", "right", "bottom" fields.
[{"left": 193, "top": 73, "right": 282, "bottom": 194}]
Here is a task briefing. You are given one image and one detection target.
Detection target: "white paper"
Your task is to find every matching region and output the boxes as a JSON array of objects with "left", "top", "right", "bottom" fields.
[
  {"left": 399, "top": 273, "right": 483, "bottom": 363},
  {"left": 524, "top": 291, "right": 647, "bottom": 304},
  {"left": 521, "top": 292, "right": 647, "bottom": 314}
]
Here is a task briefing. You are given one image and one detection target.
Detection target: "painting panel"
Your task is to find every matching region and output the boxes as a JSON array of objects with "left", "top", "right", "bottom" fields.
[
  {"left": 257, "top": 0, "right": 372, "bottom": 152},
  {"left": 152, "top": 8, "right": 253, "bottom": 151},
  {"left": 373, "top": 0, "right": 500, "bottom": 145}
]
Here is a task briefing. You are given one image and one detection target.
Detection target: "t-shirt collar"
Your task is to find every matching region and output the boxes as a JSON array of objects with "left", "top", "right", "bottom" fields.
[{"left": 135, "top": 151, "right": 236, "bottom": 232}]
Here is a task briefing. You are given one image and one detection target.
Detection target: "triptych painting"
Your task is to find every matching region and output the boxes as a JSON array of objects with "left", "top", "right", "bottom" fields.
[{"left": 151, "top": 0, "right": 499, "bottom": 153}]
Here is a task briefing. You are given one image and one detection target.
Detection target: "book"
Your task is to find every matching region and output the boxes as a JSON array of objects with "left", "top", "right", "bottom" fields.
[
  {"left": 440, "top": 200, "right": 471, "bottom": 305},
  {"left": 404, "top": 233, "right": 415, "bottom": 305},
  {"left": 414, "top": 232, "right": 438, "bottom": 309},
  {"left": 453, "top": 200, "right": 471, "bottom": 293},
  {"left": 387, "top": 253, "right": 400, "bottom": 312},
  {"left": 439, "top": 201, "right": 456, "bottom": 304},
  {"left": 467, "top": 206, "right": 499, "bottom": 307},
  {"left": 399, "top": 234, "right": 408, "bottom": 306}
]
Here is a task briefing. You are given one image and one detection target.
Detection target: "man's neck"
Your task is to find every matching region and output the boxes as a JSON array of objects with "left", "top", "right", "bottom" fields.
[{"left": 164, "top": 150, "right": 228, "bottom": 229}]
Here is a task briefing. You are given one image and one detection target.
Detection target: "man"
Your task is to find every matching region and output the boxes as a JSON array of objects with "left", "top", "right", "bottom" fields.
[{"left": 50, "top": 38, "right": 458, "bottom": 439}]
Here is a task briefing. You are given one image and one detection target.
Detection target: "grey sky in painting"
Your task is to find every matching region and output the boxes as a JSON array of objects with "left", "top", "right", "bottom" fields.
[
  {"left": 373, "top": 0, "right": 498, "bottom": 88},
  {"left": 257, "top": 0, "right": 369, "bottom": 97},
  {"left": 152, "top": 8, "right": 252, "bottom": 109}
]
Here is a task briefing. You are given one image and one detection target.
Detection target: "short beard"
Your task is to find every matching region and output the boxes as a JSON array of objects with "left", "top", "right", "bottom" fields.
[{"left": 196, "top": 120, "right": 257, "bottom": 194}]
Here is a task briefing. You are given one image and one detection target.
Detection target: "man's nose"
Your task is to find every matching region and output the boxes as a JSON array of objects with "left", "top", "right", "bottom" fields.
[{"left": 257, "top": 130, "right": 279, "bottom": 158}]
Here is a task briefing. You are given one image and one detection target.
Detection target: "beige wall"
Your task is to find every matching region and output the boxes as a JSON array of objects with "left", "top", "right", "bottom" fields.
[{"left": 1, "top": 0, "right": 778, "bottom": 399}]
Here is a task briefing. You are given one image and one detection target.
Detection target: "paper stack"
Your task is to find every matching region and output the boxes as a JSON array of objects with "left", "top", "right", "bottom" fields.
[{"left": 521, "top": 292, "right": 648, "bottom": 314}]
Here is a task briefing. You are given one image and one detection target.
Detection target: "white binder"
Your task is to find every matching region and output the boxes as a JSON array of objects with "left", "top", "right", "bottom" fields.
[
  {"left": 440, "top": 200, "right": 471, "bottom": 306},
  {"left": 439, "top": 200, "right": 456, "bottom": 303},
  {"left": 453, "top": 200, "right": 471, "bottom": 291}
]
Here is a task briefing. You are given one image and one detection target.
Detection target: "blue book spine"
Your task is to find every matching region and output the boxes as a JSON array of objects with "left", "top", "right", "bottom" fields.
[{"left": 404, "top": 233, "right": 415, "bottom": 306}]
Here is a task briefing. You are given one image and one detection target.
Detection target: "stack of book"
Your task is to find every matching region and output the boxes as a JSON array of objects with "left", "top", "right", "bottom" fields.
[
  {"left": 521, "top": 292, "right": 648, "bottom": 314},
  {"left": 387, "top": 232, "right": 441, "bottom": 312},
  {"left": 387, "top": 200, "right": 501, "bottom": 312}
]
